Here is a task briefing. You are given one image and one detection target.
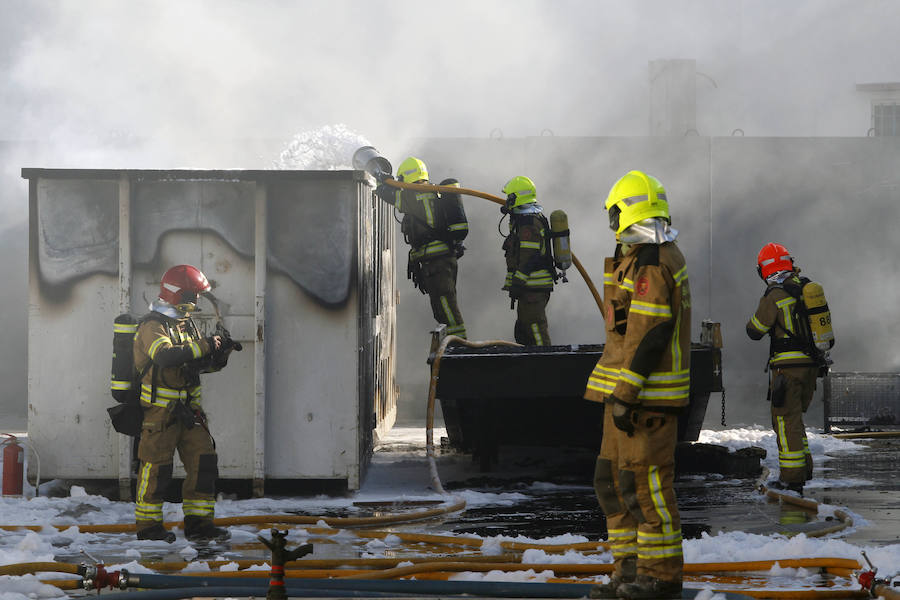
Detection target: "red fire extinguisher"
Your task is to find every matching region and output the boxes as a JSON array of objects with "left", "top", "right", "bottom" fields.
[{"left": 2, "top": 434, "right": 24, "bottom": 496}]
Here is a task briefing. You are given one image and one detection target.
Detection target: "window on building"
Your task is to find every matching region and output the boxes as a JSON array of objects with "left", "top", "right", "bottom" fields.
[
  {"left": 858, "top": 83, "right": 900, "bottom": 136},
  {"left": 873, "top": 102, "right": 900, "bottom": 136}
]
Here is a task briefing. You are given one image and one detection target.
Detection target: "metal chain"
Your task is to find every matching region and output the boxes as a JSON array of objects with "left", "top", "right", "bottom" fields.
[{"left": 720, "top": 388, "right": 727, "bottom": 427}]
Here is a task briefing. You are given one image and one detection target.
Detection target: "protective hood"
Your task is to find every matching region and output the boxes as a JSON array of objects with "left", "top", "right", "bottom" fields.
[
  {"left": 149, "top": 298, "right": 184, "bottom": 319},
  {"left": 512, "top": 203, "right": 544, "bottom": 216},
  {"left": 766, "top": 271, "right": 794, "bottom": 286},
  {"left": 618, "top": 217, "right": 678, "bottom": 245}
]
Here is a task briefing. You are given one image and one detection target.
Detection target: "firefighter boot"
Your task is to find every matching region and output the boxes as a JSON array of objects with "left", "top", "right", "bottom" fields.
[
  {"left": 184, "top": 516, "right": 231, "bottom": 542},
  {"left": 617, "top": 575, "right": 682, "bottom": 600},
  {"left": 589, "top": 556, "right": 635, "bottom": 599},
  {"left": 136, "top": 523, "right": 176, "bottom": 543}
]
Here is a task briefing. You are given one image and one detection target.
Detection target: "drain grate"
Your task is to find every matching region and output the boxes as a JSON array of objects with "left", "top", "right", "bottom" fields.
[{"left": 824, "top": 372, "right": 900, "bottom": 432}]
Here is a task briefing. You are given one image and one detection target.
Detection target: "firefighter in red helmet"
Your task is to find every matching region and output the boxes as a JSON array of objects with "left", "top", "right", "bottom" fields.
[
  {"left": 132, "top": 264, "right": 234, "bottom": 543},
  {"left": 746, "top": 243, "right": 834, "bottom": 496}
]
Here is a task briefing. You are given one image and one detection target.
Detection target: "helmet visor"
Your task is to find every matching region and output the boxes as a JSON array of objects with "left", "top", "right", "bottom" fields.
[{"left": 608, "top": 205, "right": 621, "bottom": 231}]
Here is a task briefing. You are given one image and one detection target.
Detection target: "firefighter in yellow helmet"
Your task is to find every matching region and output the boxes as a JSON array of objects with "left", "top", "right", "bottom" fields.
[
  {"left": 583, "top": 171, "right": 690, "bottom": 600},
  {"left": 132, "top": 265, "right": 235, "bottom": 543},
  {"left": 375, "top": 157, "right": 468, "bottom": 338},
  {"left": 746, "top": 243, "right": 834, "bottom": 495},
  {"left": 500, "top": 176, "right": 555, "bottom": 345}
]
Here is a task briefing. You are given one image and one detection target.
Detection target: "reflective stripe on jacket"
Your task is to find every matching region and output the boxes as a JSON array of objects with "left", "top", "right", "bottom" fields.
[
  {"left": 503, "top": 212, "right": 554, "bottom": 291},
  {"left": 746, "top": 279, "right": 816, "bottom": 368},
  {"left": 134, "top": 314, "right": 211, "bottom": 407},
  {"left": 584, "top": 242, "right": 692, "bottom": 408},
  {"left": 395, "top": 187, "right": 453, "bottom": 261}
]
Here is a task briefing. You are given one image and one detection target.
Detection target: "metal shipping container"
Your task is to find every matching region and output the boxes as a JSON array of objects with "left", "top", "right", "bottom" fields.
[{"left": 22, "top": 168, "right": 396, "bottom": 497}]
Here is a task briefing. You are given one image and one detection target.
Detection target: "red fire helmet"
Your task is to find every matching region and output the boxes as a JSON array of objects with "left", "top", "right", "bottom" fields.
[{"left": 757, "top": 243, "right": 794, "bottom": 279}]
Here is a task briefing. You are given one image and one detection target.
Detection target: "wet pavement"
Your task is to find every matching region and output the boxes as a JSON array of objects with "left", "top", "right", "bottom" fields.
[{"left": 371, "top": 431, "right": 900, "bottom": 546}]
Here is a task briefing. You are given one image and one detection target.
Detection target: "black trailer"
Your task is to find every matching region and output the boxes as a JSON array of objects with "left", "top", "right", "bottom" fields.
[{"left": 435, "top": 336, "right": 723, "bottom": 471}]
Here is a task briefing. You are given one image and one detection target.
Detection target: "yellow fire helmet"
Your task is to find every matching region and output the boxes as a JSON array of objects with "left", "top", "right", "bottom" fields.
[
  {"left": 396, "top": 156, "right": 429, "bottom": 183},
  {"left": 605, "top": 170, "right": 670, "bottom": 234},
  {"left": 502, "top": 175, "right": 537, "bottom": 209}
]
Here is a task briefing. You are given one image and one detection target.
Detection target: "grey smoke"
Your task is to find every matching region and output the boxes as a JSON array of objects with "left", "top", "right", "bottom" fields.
[{"left": 2, "top": 0, "right": 899, "bottom": 431}]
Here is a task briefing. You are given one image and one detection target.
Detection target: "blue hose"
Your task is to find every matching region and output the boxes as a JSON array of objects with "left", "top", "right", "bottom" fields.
[
  {"left": 83, "top": 587, "right": 405, "bottom": 599},
  {"left": 124, "top": 573, "right": 593, "bottom": 597},
  {"left": 111, "top": 574, "right": 754, "bottom": 599}
]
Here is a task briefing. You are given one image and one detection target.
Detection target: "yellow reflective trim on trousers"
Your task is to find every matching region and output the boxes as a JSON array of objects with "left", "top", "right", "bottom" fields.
[
  {"left": 638, "top": 529, "right": 682, "bottom": 544},
  {"left": 439, "top": 296, "right": 458, "bottom": 327},
  {"left": 137, "top": 462, "right": 153, "bottom": 504},
  {"left": 780, "top": 449, "right": 806, "bottom": 459},
  {"left": 148, "top": 336, "right": 172, "bottom": 359},
  {"left": 638, "top": 545, "right": 683, "bottom": 559},
  {"left": 531, "top": 323, "right": 544, "bottom": 345},
  {"left": 135, "top": 504, "right": 163, "bottom": 521},
  {"left": 648, "top": 465, "right": 675, "bottom": 533},
  {"left": 774, "top": 416, "right": 803, "bottom": 466},
  {"left": 630, "top": 300, "right": 673, "bottom": 318},
  {"left": 183, "top": 499, "right": 215, "bottom": 516},
  {"left": 611, "top": 545, "right": 639, "bottom": 557},
  {"left": 751, "top": 315, "right": 769, "bottom": 333},
  {"left": 607, "top": 527, "right": 637, "bottom": 539}
]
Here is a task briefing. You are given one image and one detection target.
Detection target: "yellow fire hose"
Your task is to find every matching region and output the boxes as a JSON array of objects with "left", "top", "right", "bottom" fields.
[
  {"left": 756, "top": 468, "right": 854, "bottom": 539},
  {"left": 0, "top": 497, "right": 466, "bottom": 534},
  {"left": 382, "top": 178, "right": 604, "bottom": 312},
  {"left": 426, "top": 333, "right": 525, "bottom": 494}
]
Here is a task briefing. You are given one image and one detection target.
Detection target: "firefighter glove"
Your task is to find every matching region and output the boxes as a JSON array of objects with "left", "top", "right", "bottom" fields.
[
  {"left": 508, "top": 283, "right": 525, "bottom": 300},
  {"left": 610, "top": 395, "right": 638, "bottom": 436},
  {"left": 375, "top": 182, "right": 396, "bottom": 205}
]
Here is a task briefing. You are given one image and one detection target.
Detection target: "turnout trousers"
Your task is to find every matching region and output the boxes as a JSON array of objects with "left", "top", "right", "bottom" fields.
[
  {"left": 770, "top": 366, "right": 817, "bottom": 484},
  {"left": 593, "top": 404, "right": 683, "bottom": 583},
  {"left": 420, "top": 255, "right": 466, "bottom": 338},
  {"left": 514, "top": 290, "right": 551, "bottom": 346},
  {"left": 135, "top": 405, "right": 219, "bottom": 528}
]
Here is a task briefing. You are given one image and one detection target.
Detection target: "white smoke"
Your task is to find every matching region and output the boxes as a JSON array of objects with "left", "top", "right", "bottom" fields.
[{"left": 274, "top": 124, "right": 372, "bottom": 170}]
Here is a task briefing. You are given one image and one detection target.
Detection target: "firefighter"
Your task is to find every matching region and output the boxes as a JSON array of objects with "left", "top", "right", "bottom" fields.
[
  {"left": 500, "top": 176, "right": 555, "bottom": 346},
  {"left": 584, "top": 171, "right": 690, "bottom": 600},
  {"left": 746, "top": 243, "right": 823, "bottom": 495},
  {"left": 375, "top": 157, "right": 468, "bottom": 338},
  {"left": 133, "top": 264, "right": 233, "bottom": 543}
]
